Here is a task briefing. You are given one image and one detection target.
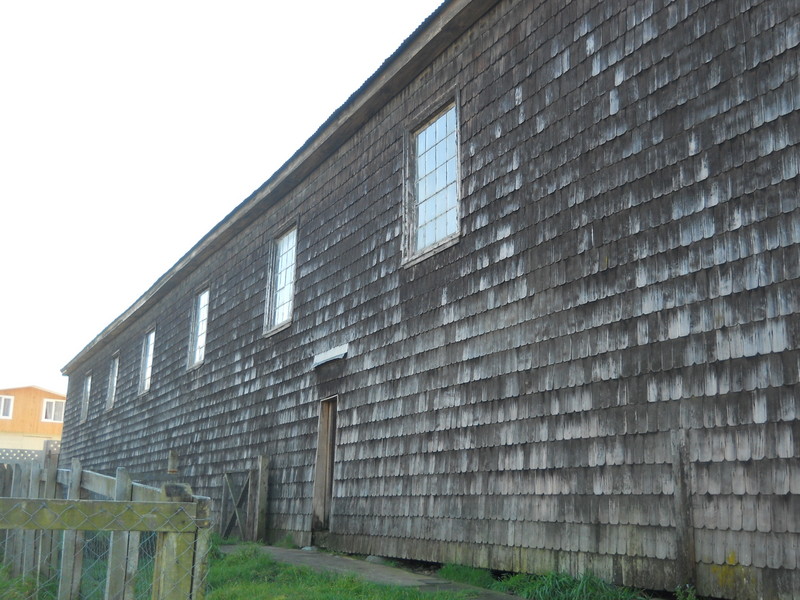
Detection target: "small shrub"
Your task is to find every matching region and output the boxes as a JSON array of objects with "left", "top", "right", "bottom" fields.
[{"left": 675, "top": 584, "right": 699, "bottom": 600}]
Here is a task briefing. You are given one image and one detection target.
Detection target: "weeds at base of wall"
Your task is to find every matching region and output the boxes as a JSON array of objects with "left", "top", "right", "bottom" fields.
[
  {"left": 674, "top": 584, "right": 699, "bottom": 600},
  {"left": 438, "top": 563, "right": 655, "bottom": 600},
  {"left": 272, "top": 534, "right": 300, "bottom": 549}
]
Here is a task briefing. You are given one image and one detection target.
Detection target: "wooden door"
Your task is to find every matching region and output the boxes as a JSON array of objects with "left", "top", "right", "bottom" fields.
[{"left": 311, "top": 396, "right": 337, "bottom": 532}]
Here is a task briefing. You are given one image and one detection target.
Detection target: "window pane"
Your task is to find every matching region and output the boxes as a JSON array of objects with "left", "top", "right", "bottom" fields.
[
  {"left": 413, "top": 105, "right": 458, "bottom": 252},
  {"left": 445, "top": 208, "right": 459, "bottom": 236},
  {"left": 107, "top": 357, "right": 119, "bottom": 408},
  {"left": 418, "top": 198, "right": 432, "bottom": 226},
  {"left": 0, "top": 396, "right": 11, "bottom": 418},
  {"left": 81, "top": 375, "right": 92, "bottom": 421},
  {"left": 142, "top": 331, "right": 155, "bottom": 392},
  {"left": 270, "top": 229, "right": 297, "bottom": 327},
  {"left": 192, "top": 288, "right": 210, "bottom": 365}
]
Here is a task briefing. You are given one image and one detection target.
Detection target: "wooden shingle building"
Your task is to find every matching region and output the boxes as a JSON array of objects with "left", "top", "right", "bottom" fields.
[{"left": 61, "top": 1, "right": 799, "bottom": 598}]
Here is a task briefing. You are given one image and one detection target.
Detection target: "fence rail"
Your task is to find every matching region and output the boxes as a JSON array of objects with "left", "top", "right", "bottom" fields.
[{"left": 0, "top": 456, "right": 212, "bottom": 600}]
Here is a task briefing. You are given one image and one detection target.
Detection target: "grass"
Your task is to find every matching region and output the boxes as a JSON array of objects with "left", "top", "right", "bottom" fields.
[
  {"left": 0, "top": 564, "right": 58, "bottom": 600},
  {"left": 0, "top": 565, "right": 36, "bottom": 600},
  {"left": 437, "top": 564, "right": 651, "bottom": 600},
  {"left": 207, "top": 545, "right": 472, "bottom": 600},
  {"left": 273, "top": 534, "right": 300, "bottom": 549},
  {"left": 437, "top": 564, "right": 497, "bottom": 589},
  {"left": 1, "top": 538, "right": 690, "bottom": 600},
  {"left": 494, "top": 571, "right": 649, "bottom": 600}
]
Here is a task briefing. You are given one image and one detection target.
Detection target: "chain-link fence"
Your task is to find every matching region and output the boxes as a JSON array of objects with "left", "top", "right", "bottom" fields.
[{"left": 0, "top": 458, "right": 211, "bottom": 600}]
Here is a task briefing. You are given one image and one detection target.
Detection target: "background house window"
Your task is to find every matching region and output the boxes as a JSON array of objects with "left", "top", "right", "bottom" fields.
[
  {"left": 0, "top": 395, "right": 13, "bottom": 419},
  {"left": 81, "top": 374, "right": 92, "bottom": 422},
  {"left": 43, "top": 398, "right": 65, "bottom": 422},
  {"left": 412, "top": 104, "right": 459, "bottom": 253},
  {"left": 140, "top": 330, "right": 156, "bottom": 393},
  {"left": 269, "top": 228, "right": 297, "bottom": 329},
  {"left": 190, "top": 289, "right": 210, "bottom": 366},
  {"left": 106, "top": 355, "right": 119, "bottom": 409}
]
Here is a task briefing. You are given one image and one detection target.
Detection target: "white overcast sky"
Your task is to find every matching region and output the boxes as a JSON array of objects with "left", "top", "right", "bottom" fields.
[{"left": 0, "top": 1, "right": 443, "bottom": 395}]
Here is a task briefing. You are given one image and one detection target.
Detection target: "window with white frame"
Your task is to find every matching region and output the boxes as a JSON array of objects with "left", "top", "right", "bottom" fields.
[
  {"left": 81, "top": 374, "right": 92, "bottom": 422},
  {"left": 0, "top": 395, "right": 13, "bottom": 419},
  {"left": 189, "top": 288, "right": 210, "bottom": 366},
  {"left": 268, "top": 228, "right": 297, "bottom": 329},
  {"left": 409, "top": 103, "right": 459, "bottom": 254},
  {"left": 43, "top": 398, "right": 65, "bottom": 423},
  {"left": 140, "top": 330, "right": 156, "bottom": 393},
  {"left": 106, "top": 355, "right": 119, "bottom": 410}
]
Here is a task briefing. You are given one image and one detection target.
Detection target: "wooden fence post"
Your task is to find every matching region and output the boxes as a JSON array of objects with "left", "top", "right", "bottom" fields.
[
  {"left": 22, "top": 463, "right": 41, "bottom": 576},
  {"left": 0, "top": 465, "right": 6, "bottom": 559},
  {"left": 104, "top": 467, "right": 133, "bottom": 600},
  {"left": 11, "top": 462, "right": 30, "bottom": 576},
  {"left": 58, "top": 458, "right": 84, "bottom": 600},
  {"left": 152, "top": 484, "right": 195, "bottom": 600},
  {"left": 246, "top": 466, "right": 256, "bottom": 541},
  {"left": 254, "top": 456, "right": 269, "bottom": 542},
  {"left": 37, "top": 453, "right": 59, "bottom": 586},
  {"left": 0, "top": 464, "right": 10, "bottom": 559},
  {"left": 3, "top": 464, "right": 20, "bottom": 567},
  {"left": 192, "top": 497, "right": 212, "bottom": 600},
  {"left": 0, "top": 464, "right": 10, "bottom": 496}
]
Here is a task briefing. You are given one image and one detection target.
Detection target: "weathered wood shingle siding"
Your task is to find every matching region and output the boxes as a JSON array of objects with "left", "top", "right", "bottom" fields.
[{"left": 61, "top": 0, "right": 799, "bottom": 598}]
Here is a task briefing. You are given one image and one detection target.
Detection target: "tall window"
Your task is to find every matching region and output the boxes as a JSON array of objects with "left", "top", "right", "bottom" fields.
[
  {"left": 0, "top": 395, "right": 13, "bottom": 419},
  {"left": 411, "top": 104, "right": 459, "bottom": 253},
  {"left": 268, "top": 228, "right": 297, "bottom": 329},
  {"left": 43, "top": 399, "right": 65, "bottom": 423},
  {"left": 106, "top": 355, "right": 119, "bottom": 409},
  {"left": 140, "top": 330, "right": 156, "bottom": 393},
  {"left": 190, "top": 289, "right": 210, "bottom": 366},
  {"left": 81, "top": 374, "right": 92, "bottom": 422}
]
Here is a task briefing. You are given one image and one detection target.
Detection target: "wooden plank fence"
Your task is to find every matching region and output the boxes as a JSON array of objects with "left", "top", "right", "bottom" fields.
[
  {"left": 0, "top": 456, "right": 212, "bottom": 600},
  {"left": 219, "top": 455, "right": 269, "bottom": 543}
]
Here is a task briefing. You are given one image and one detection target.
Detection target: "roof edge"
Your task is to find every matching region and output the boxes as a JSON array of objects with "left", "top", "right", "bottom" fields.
[{"left": 0, "top": 385, "right": 67, "bottom": 399}]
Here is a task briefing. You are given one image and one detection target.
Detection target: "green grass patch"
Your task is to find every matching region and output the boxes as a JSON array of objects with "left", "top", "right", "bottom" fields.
[
  {"left": 273, "top": 534, "right": 300, "bottom": 549},
  {"left": 494, "top": 571, "right": 649, "bottom": 600},
  {"left": 208, "top": 545, "right": 472, "bottom": 600},
  {"left": 0, "top": 565, "right": 35, "bottom": 600},
  {"left": 437, "top": 563, "right": 497, "bottom": 589},
  {"left": 0, "top": 564, "right": 57, "bottom": 600},
  {"left": 437, "top": 563, "right": 652, "bottom": 600}
]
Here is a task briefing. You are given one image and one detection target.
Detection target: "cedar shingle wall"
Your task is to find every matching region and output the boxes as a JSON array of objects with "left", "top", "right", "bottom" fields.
[{"left": 61, "top": 0, "right": 799, "bottom": 597}]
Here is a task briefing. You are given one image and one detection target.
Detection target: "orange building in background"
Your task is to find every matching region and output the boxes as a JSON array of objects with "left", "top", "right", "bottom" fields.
[{"left": 0, "top": 386, "right": 65, "bottom": 451}]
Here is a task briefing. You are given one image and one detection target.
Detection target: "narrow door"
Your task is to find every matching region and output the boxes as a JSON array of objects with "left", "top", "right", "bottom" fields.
[{"left": 312, "top": 396, "right": 337, "bottom": 532}]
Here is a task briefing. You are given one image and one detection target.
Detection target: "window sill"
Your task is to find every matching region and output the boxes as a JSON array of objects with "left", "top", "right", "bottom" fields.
[
  {"left": 187, "top": 359, "right": 205, "bottom": 372},
  {"left": 263, "top": 319, "right": 292, "bottom": 339},
  {"left": 402, "top": 234, "right": 459, "bottom": 268}
]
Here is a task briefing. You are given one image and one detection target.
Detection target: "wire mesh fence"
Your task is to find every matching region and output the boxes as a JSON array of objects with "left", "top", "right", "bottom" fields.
[{"left": 0, "top": 458, "right": 212, "bottom": 600}]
